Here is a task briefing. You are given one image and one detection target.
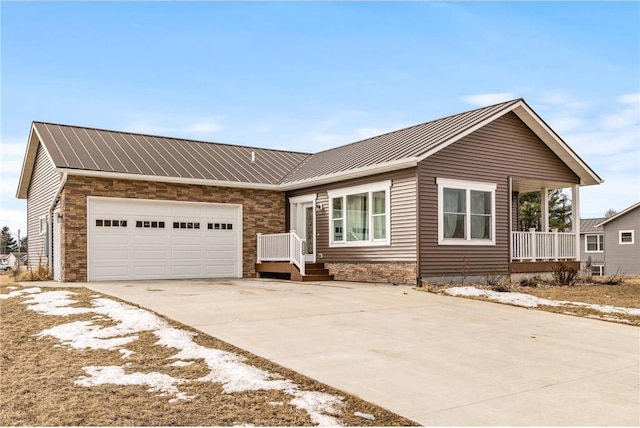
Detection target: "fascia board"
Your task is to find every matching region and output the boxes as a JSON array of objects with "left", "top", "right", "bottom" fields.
[
  {"left": 415, "top": 101, "right": 517, "bottom": 162},
  {"left": 512, "top": 103, "right": 603, "bottom": 186},
  {"left": 595, "top": 202, "right": 640, "bottom": 227},
  {"left": 279, "top": 158, "right": 419, "bottom": 191},
  {"left": 60, "top": 168, "right": 282, "bottom": 191},
  {"left": 16, "top": 124, "right": 57, "bottom": 199}
]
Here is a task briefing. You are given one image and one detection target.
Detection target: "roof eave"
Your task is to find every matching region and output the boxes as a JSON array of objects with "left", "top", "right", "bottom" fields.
[
  {"left": 512, "top": 102, "right": 603, "bottom": 187},
  {"left": 16, "top": 124, "right": 43, "bottom": 199},
  {"left": 595, "top": 202, "right": 640, "bottom": 227},
  {"left": 279, "top": 158, "right": 419, "bottom": 191},
  {"left": 60, "top": 168, "right": 283, "bottom": 191}
]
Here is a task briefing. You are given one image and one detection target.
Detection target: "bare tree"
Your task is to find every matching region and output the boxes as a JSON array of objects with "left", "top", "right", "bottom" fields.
[{"left": 604, "top": 208, "right": 617, "bottom": 218}]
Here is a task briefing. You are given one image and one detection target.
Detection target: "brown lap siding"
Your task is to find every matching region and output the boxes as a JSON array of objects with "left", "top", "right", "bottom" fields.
[
  {"left": 418, "top": 112, "right": 580, "bottom": 279},
  {"left": 60, "top": 175, "right": 285, "bottom": 282}
]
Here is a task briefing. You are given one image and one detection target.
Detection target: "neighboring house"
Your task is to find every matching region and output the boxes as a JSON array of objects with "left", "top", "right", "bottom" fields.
[
  {"left": 579, "top": 218, "right": 605, "bottom": 276},
  {"left": 596, "top": 203, "right": 640, "bottom": 275},
  {"left": 16, "top": 98, "right": 602, "bottom": 284},
  {"left": 0, "top": 253, "right": 17, "bottom": 268}
]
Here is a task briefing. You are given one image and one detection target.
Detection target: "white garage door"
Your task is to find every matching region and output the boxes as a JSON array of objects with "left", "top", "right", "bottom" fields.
[{"left": 87, "top": 197, "right": 242, "bottom": 281}]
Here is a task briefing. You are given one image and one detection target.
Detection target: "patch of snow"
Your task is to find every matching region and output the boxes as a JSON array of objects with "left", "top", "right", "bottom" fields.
[
  {"left": 444, "top": 287, "right": 640, "bottom": 316},
  {"left": 169, "top": 360, "right": 195, "bottom": 367},
  {"left": 23, "top": 290, "right": 92, "bottom": 316},
  {"left": 0, "top": 286, "right": 41, "bottom": 299},
  {"left": 354, "top": 411, "right": 375, "bottom": 421},
  {"left": 120, "top": 349, "right": 135, "bottom": 358},
  {"left": 169, "top": 392, "right": 198, "bottom": 403},
  {"left": 289, "top": 390, "right": 344, "bottom": 426},
  {"left": 76, "top": 366, "right": 185, "bottom": 397},
  {"left": 269, "top": 401, "right": 284, "bottom": 406},
  {"left": 39, "top": 320, "right": 139, "bottom": 350},
  {"left": 26, "top": 292, "right": 345, "bottom": 425},
  {"left": 7, "top": 286, "right": 18, "bottom": 290}
]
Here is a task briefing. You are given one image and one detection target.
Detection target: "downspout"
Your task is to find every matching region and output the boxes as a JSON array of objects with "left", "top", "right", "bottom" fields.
[{"left": 48, "top": 172, "right": 68, "bottom": 273}]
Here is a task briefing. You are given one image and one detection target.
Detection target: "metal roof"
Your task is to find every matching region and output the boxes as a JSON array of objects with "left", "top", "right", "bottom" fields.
[
  {"left": 580, "top": 218, "right": 605, "bottom": 234},
  {"left": 17, "top": 98, "right": 603, "bottom": 198},
  {"left": 281, "top": 99, "right": 522, "bottom": 183},
  {"left": 32, "top": 122, "right": 310, "bottom": 185}
]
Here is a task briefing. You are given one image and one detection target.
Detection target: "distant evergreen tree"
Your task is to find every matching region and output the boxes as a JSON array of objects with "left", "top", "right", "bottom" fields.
[
  {"left": 518, "top": 189, "right": 572, "bottom": 232},
  {"left": 0, "top": 226, "right": 18, "bottom": 254},
  {"left": 19, "top": 236, "right": 28, "bottom": 253}
]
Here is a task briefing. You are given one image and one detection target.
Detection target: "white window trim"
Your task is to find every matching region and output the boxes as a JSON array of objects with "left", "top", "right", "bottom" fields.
[
  {"left": 39, "top": 215, "right": 48, "bottom": 235},
  {"left": 327, "top": 180, "right": 391, "bottom": 247},
  {"left": 437, "top": 178, "right": 496, "bottom": 246},
  {"left": 591, "top": 264, "right": 605, "bottom": 276},
  {"left": 619, "top": 230, "right": 635, "bottom": 245},
  {"left": 585, "top": 234, "right": 604, "bottom": 253}
]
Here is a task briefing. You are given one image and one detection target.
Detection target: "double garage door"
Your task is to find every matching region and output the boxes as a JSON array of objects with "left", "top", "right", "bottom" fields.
[{"left": 87, "top": 197, "right": 242, "bottom": 281}]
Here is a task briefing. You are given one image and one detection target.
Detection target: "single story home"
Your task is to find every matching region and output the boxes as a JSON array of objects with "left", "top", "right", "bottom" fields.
[
  {"left": 595, "top": 202, "right": 640, "bottom": 275},
  {"left": 16, "top": 98, "right": 602, "bottom": 284}
]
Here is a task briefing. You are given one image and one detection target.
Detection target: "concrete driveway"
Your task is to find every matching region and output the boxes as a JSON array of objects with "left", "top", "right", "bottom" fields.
[{"left": 85, "top": 278, "right": 640, "bottom": 426}]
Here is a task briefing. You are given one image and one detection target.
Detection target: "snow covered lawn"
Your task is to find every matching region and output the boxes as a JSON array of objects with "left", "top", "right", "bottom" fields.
[{"left": 1, "top": 283, "right": 415, "bottom": 426}]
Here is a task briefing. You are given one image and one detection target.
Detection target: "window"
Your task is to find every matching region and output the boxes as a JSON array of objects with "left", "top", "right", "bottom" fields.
[
  {"left": 97, "top": 219, "right": 128, "bottom": 227},
  {"left": 437, "top": 178, "right": 496, "bottom": 245},
  {"left": 39, "top": 216, "right": 48, "bottom": 235},
  {"left": 135, "top": 220, "right": 164, "bottom": 228},
  {"left": 327, "top": 181, "right": 391, "bottom": 246},
  {"left": 619, "top": 230, "right": 634, "bottom": 245},
  {"left": 208, "top": 223, "right": 233, "bottom": 230},
  {"left": 173, "top": 222, "right": 200, "bottom": 229},
  {"left": 585, "top": 234, "right": 604, "bottom": 252},
  {"left": 591, "top": 264, "right": 605, "bottom": 276}
]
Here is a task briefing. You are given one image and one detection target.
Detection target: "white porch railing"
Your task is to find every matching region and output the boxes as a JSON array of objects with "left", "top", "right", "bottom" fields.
[
  {"left": 257, "top": 231, "right": 306, "bottom": 276},
  {"left": 511, "top": 229, "right": 576, "bottom": 261}
]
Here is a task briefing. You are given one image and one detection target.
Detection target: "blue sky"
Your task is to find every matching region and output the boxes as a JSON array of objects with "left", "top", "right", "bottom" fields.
[{"left": 1, "top": 1, "right": 639, "bottom": 236}]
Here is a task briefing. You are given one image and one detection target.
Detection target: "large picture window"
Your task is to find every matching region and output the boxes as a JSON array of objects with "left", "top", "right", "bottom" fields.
[
  {"left": 437, "top": 178, "right": 496, "bottom": 245},
  {"left": 328, "top": 181, "right": 391, "bottom": 247}
]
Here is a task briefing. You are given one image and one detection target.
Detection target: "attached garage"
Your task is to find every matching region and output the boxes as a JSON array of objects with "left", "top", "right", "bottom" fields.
[{"left": 87, "top": 197, "right": 242, "bottom": 281}]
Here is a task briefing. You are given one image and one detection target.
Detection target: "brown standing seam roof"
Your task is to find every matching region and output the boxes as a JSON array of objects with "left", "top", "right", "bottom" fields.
[
  {"left": 33, "top": 122, "right": 311, "bottom": 185},
  {"left": 33, "top": 99, "right": 527, "bottom": 186},
  {"left": 280, "top": 98, "right": 522, "bottom": 183}
]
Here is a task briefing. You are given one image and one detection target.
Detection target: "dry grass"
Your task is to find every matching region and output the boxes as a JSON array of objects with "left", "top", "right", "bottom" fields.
[
  {"left": 422, "top": 275, "right": 640, "bottom": 326},
  {"left": 0, "top": 281, "right": 417, "bottom": 426}
]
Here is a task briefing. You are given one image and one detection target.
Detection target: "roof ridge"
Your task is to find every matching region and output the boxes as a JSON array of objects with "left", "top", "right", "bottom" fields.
[{"left": 32, "top": 120, "right": 311, "bottom": 156}]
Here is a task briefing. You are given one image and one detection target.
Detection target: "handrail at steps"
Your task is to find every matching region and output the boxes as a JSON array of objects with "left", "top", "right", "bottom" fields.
[{"left": 257, "top": 231, "right": 305, "bottom": 276}]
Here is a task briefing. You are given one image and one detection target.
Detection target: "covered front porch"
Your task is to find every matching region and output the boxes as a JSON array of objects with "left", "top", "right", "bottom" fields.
[{"left": 509, "top": 178, "right": 581, "bottom": 273}]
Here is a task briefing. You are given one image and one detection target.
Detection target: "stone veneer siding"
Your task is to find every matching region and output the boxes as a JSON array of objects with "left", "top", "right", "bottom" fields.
[
  {"left": 326, "top": 262, "right": 417, "bottom": 285},
  {"left": 60, "top": 175, "right": 285, "bottom": 282}
]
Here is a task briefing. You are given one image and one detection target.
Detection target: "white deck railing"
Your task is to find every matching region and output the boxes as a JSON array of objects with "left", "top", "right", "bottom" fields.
[
  {"left": 257, "top": 231, "right": 306, "bottom": 276},
  {"left": 511, "top": 229, "right": 576, "bottom": 261}
]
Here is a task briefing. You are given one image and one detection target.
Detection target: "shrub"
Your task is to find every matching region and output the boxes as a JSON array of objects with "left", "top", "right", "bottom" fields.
[
  {"left": 553, "top": 262, "right": 578, "bottom": 286},
  {"left": 520, "top": 276, "right": 540, "bottom": 288},
  {"left": 17, "top": 264, "right": 50, "bottom": 281},
  {"left": 484, "top": 272, "right": 504, "bottom": 286}
]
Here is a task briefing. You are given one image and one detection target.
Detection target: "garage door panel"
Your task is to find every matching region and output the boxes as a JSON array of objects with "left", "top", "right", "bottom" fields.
[
  {"left": 88, "top": 197, "right": 241, "bottom": 281},
  {"left": 92, "top": 266, "right": 130, "bottom": 278},
  {"left": 171, "top": 250, "right": 203, "bottom": 259},
  {"left": 134, "top": 250, "right": 168, "bottom": 259},
  {"left": 171, "top": 235, "right": 203, "bottom": 245}
]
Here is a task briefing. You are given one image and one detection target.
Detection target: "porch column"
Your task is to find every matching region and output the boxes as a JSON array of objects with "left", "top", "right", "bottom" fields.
[
  {"left": 541, "top": 188, "right": 550, "bottom": 232},
  {"left": 572, "top": 184, "right": 580, "bottom": 260}
]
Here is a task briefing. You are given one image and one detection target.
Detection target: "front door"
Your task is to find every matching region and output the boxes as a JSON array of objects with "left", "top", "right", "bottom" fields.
[{"left": 290, "top": 196, "right": 316, "bottom": 263}]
